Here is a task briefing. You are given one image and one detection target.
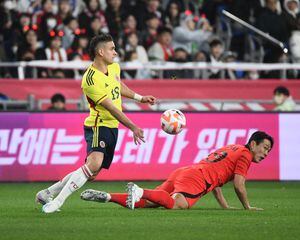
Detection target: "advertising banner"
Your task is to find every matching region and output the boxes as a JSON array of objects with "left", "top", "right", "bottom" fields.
[{"left": 0, "top": 112, "right": 282, "bottom": 181}]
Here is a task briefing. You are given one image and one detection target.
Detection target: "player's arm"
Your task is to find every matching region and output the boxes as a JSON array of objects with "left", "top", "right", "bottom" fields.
[
  {"left": 233, "top": 174, "right": 263, "bottom": 211},
  {"left": 212, "top": 187, "right": 230, "bottom": 209},
  {"left": 120, "top": 80, "right": 156, "bottom": 105},
  {"left": 100, "top": 98, "right": 144, "bottom": 145}
]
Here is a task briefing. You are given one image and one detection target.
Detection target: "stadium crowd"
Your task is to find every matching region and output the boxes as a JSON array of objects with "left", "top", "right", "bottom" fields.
[{"left": 0, "top": 0, "right": 300, "bottom": 79}]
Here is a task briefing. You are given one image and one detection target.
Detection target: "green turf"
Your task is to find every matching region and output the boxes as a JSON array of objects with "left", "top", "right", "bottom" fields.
[{"left": 0, "top": 181, "right": 299, "bottom": 240}]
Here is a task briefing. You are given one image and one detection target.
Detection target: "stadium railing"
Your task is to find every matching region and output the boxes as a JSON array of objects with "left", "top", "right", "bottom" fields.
[
  {"left": 1, "top": 60, "right": 300, "bottom": 80},
  {"left": 2, "top": 96, "right": 300, "bottom": 111}
]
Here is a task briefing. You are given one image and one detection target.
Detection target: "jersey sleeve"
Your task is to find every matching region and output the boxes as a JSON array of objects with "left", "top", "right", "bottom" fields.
[
  {"left": 83, "top": 84, "right": 108, "bottom": 104},
  {"left": 234, "top": 151, "right": 252, "bottom": 178}
]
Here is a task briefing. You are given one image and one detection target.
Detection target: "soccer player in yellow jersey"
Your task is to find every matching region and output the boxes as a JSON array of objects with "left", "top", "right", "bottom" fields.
[{"left": 36, "top": 33, "right": 156, "bottom": 213}]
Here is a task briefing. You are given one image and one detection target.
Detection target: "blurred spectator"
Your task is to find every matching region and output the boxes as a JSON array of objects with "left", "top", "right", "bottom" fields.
[
  {"left": 122, "top": 50, "right": 151, "bottom": 79},
  {"left": 0, "top": 1, "right": 18, "bottom": 61},
  {"left": 284, "top": 0, "right": 300, "bottom": 66},
  {"left": 35, "top": 30, "right": 68, "bottom": 78},
  {"left": 48, "top": 93, "right": 66, "bottom": 111},
  {"left": 283, "top": 0, "right": 300, "bottom": 35},
  {"left": 87, "top": 16, "right": 108, "bottom": 40},
  {"left": 120, "top": 14, "right": 140, "bottom": 42},
  {"left": 246, "top": 70, "right": 260, "bottom": 80},
  {"left": 56, "top": 0, "right": 73, "bottom": 25},
  {"left": 17, "top": 28, "right": 40, "bottom": 78},
  {"left": 256, "top": 0, "right": 289, "bottom": 64},
  {"left": 172, "top": 11, "right": 212, "bottom": 56},
  {"left": 140, "top": 13, "right": 161, "bottom": 49},
  {"left": 0, "top": 92, "right": 9, "bottom": 100},
  {"left": 33, "top": 0, "right": 55, "bottom": 26},
  {"left": 67, "top": 31, "right": 90, "bottom": 61},
  {"left": 164, "top": 47, "right": 194, "bottom": 79},
  {"left": 104, "top": 0, "right": 125, "bottom": 41},
  {"left": 273, "top": 86, "right": 296, "bottom": 111},
  {"left": 162, "top": 0, "right": 182, "bottom": 29},
  {"left": 16, "top": 0, "right": 43, "bottom": 14},
  {"left": 208, "top": 38, "right": 224, "bottom": 79},
  {"left": 59, "top": 16, "right": 79, "bottom": 49},
  {"left": 0, "top": 92, "right": 9, "bottom": 110},
  {"left": 37, "top": 12, "right": 59, "bottom": 45},
  {"left": 123, "top": 32, "right": 148, "bottom": 64},
  {"left": 222, "top": 51, "right": 240, "bottom": 80},
  {"left": 193, "top": 50, "right": 209, "bottom": 79},
  {"left": 78, "top": 0, "right": 107, "bottom": 34},
  {"left": 148, "top": 27, "right": 174, "bottom": 61},
  {"left": 134, "top": 0, "right": 162, "bottom": 30}
]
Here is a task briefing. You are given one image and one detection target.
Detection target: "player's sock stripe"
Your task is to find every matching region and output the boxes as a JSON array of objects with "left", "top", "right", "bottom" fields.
[
  {"left": 83, "top": 164, "right": 93, "bottom": 177},
  {"left": 81, "top": 166, "right": 90, "bottom": 178}
]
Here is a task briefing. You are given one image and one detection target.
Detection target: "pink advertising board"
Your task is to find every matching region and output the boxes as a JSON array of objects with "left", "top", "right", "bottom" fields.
[{"left": 0, "top": 112, "right": 280, "bottom": 181}]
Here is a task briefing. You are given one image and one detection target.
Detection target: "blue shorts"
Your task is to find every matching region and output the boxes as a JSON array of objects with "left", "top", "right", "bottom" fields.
[{"left": 84, "top": 126, "right": 118, "bottom": 169}]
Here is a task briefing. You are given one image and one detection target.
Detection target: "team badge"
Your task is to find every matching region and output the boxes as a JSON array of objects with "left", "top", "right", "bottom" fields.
[{"left": 100, "top": 141, "right": 106, "bottom": 148}]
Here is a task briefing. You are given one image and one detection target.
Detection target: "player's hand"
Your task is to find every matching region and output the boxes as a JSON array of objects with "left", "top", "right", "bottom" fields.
[
  {"left": 247, "top": 206, "right": 264, "bottom": 211},
  {"left": 141, "top": 95, "right": 157, "bottom": 105},
  {"left": 132, "top": 126, "right": 145, "bottom": 145},
  {"left": 225, "top": 206, "right": 239, "bottom": 210}
]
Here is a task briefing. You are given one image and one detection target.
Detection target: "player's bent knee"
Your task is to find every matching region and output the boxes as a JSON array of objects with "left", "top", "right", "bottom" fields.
[
  {"left": 86, "top": 152, "right": 104, "bottom": 172},
  {"left": 172, "top": 193, "right": 189, "bottom": 209}
]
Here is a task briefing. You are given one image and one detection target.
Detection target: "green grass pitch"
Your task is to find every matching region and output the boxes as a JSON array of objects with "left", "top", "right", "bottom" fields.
[{"left": 0, "top": 181, "right": 299, "bottom": 240}]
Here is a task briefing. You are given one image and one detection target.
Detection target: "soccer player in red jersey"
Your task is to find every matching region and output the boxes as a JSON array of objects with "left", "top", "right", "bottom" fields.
[{"left": 81, "top": 131, "right": 273, "bottom": 211}]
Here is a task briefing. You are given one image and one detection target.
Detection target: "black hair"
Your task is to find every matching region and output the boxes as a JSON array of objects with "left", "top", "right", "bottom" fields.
[
  {"left": 245, "top": 131, "right": 274, "bottom": 150},
  {"left": 51, "top": 93, "right": 65, "bottom": 104},
  {"left": 273, "top": 86, "right": 290, "bottom": 96},
  {"left": 157, "top": 26, "right": 173, "bottom": 36},
  {"left": 209, "top": 39, "right": 223, "bottom": 48},
  {"left": 88, "top": 33, "right": 113, "bottom": 60}
]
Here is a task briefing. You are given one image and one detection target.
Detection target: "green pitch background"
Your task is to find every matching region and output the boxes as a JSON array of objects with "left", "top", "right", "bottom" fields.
[{"left": 0, "top": 181, "right": 299, "bottom": 240}]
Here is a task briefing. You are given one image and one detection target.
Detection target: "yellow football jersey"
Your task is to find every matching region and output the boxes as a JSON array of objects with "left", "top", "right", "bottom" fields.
[{"left": 81, "top": 62, "right": 122, "bottom": 128}]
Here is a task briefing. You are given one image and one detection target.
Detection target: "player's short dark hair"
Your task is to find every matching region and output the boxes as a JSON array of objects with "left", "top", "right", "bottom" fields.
[
  {"left": 89, "top": 33, "right": 113, "bottom": 60},
  {"left": 51, "top": 93, "right": 65, "bottom": 104},
  {"left": 246, "top": 131, "right": 274, "bottom": 150},
  {"left": 273, "top": 86, "right": 290, "bottom": 96}
]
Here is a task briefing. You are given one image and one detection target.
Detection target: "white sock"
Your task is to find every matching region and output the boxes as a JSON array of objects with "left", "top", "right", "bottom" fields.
[
  {"left": 54, "top": 165, "right": 93, "bottom": 205},
  {"left": 46, "top": 172, "right": 73, "bottom": 196}
]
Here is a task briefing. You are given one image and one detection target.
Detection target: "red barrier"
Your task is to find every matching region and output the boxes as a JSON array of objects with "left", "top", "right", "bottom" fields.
[{"left": 1, "top": 79, "right": 300, "bottom": 100}]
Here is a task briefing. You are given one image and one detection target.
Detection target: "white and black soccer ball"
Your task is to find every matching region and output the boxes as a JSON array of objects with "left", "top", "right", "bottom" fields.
[{"left": 160, "top": 109, "right": 186, "bottom": 135}]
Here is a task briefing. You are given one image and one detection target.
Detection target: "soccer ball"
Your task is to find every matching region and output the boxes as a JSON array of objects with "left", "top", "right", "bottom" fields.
[{"left": 160, "top": 109, "right": 186, "bottom": 135}]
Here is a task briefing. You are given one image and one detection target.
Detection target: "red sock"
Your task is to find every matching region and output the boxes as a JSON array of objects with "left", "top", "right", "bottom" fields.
[
  {"left": 110, "top": 193, "right": 146, "bottom": 208},
  {"left": 142, "top": 189, "right": 174, "bottom": 209}
]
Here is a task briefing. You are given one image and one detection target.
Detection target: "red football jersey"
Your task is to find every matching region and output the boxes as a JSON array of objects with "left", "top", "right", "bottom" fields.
[{"left": 192, "top": 144, "right": 253, "bottom": 189}]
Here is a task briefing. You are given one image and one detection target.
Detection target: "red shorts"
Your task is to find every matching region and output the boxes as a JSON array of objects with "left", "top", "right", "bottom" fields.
[{"left": 155, "top": 167, "right": 210, "bottom": 208}]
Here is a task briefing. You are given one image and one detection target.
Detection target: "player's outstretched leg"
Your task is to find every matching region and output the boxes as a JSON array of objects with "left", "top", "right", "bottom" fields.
[
  {"left": 80, "top": 189, "right": 147, "bottom": 208},
  {"left": 126, "top": 182, "right": 188, "bottom": 210},
  {"left": 42, "top": 164, "right": 93, "bottom": 213},
  {"left": 81, "top": 189, "right": 111, "bottom": 203}
]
